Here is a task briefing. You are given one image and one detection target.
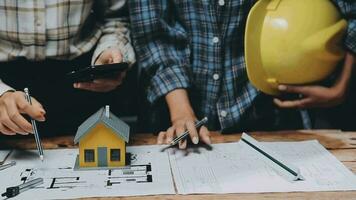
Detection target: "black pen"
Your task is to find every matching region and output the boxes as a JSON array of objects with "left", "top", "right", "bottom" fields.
[{"left": 24, "top": 88, "right": 44, "bottom": 161}]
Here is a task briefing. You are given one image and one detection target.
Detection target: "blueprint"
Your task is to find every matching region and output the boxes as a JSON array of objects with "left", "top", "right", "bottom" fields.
[
  {"left": 169, "top": 140, "right": 356, "bottom": 194},
  {"left": 0, "top": 146, "right": 175, "bottom": 200},
  {"left": 1, "top": 139, "right": 356, "bottom": 199}
]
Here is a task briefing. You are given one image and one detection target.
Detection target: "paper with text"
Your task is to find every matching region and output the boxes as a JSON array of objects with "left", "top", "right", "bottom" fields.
[{"left": 169, "top": 140, "right": 356, "bottom": 194}]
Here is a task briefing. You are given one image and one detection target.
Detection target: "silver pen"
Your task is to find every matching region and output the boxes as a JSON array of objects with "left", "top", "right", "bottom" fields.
[
  {"left": 24, "top": 88, "right": 44, "bottom": 161},
  {"left": 0, "top": 161, "right": 16, "bottom": 171},
  {"left": 2, "top": 178, "right": 43, "bottom": 198},
  {"left": 169, "top": 117, "right": 208, "bottom": 146}
]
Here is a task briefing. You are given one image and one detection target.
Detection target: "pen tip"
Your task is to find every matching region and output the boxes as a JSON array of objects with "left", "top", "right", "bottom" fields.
[{"left": 40, "top": 155, "right": 44, "bottom": 162}]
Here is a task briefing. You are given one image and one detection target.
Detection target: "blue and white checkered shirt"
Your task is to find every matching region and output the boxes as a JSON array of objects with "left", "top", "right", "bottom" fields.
[
  {"left": 332, "top": 0, "right": 356, "bottom": 54},
  {"left": 130, "top": 0, "right": 356, "bottom": 130}
]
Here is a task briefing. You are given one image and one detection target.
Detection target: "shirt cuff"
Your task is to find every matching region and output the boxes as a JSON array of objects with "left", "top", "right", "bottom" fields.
[
  {"left": 147, "top": 65, "right": 191, "bottom": 103},
  {"left": 345, "top": 20, "right": 356, "bottom": 54},
  {"left": 0, "top": 80, "right": 15, "bottom": 96},
  {"left": 91, "top": 42, "right": 136, "bottom": 66}
]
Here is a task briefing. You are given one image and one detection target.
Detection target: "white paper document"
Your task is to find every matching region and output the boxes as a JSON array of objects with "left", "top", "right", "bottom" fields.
[
  {"left": 0, "top": 146, "right": 175, "bottom": 200},
  {"left": 169, "top": 140, "right": 356, "bottom": 194},
  {"left": 1, "top": 139, "right": 356, "bottom": 198},
  {"left": 240, "top": 133, "right": 304, "bottom": 181}
]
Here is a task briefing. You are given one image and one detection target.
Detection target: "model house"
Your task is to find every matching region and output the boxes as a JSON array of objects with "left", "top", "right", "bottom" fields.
[{"left": 74, "top": 106, "right": 130, "bottom": 169}]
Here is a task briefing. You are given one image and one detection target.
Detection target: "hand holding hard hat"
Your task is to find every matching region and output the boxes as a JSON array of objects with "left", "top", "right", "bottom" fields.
[
  {"left": 245, "top": 0, "right": 349, "bottom": 101},
  {"left": 273, "top": 53, "right": 354, "bottom": 109}
]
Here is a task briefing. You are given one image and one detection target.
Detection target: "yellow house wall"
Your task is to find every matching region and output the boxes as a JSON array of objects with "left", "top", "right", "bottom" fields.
[{"left": 79, "top": 123, "right": 126, "bottom": 168}]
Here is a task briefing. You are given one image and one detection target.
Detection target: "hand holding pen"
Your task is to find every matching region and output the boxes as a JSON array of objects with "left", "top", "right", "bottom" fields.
[
  {"left": 158, "top": 117, "right": 210, "bottom": 149},
  {"left": 0, "top": 90, "right": 45, "bottom": 135}
]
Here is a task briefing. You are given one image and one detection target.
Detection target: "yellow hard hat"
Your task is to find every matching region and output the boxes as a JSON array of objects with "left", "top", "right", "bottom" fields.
[{"left": 245, "top": 0, "right": 347, "bottom": 95}]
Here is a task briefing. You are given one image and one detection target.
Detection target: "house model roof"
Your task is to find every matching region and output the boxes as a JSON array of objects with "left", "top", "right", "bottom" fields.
[{"left": 74, "top": 107, "right": 130, "bottom": 144}]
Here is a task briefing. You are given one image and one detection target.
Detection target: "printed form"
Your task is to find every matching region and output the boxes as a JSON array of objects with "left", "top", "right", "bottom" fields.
[{"left": 169, "top": 140, "right": 356, "bottom": 194}]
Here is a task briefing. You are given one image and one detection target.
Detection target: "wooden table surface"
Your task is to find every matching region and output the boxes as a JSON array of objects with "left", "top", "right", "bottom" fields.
[{"left": 1, "top": 130, "right": 356, "bottom": 200}]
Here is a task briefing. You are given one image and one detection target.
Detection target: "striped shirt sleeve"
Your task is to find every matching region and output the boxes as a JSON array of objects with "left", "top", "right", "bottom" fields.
[{"left": 92, "top": 0, "right": 136, "bottom": 66}]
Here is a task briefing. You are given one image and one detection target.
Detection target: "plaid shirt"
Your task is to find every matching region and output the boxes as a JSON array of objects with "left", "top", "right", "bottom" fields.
[
  {"left": 0, "top": 0, "right": 135, "bottom": 95},
  {"left": 130, "top": 0, "right": 356, "bottom": 131},
  {"left": 332, "top": 0, "right": 356, "bottom": 54}
]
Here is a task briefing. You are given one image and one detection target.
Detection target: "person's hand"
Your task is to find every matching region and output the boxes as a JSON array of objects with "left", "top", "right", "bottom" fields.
[
  {"left": 157, "top": 89, "right": 211, "bottom": 149},
  {"left": 274, "top": 52, "right": 354, "bottom": 109},
  {"left": 157, "top": 115, "right": 211, "bottom": 149},
  {"left": 273, "top": 84, "right": 345, "bottom": 109},
  {"left": 0, "top": 91, "right": 45, "bottom": 135},
  {"left": 73, "top": 47, "right": 127, "bottom": 92}
]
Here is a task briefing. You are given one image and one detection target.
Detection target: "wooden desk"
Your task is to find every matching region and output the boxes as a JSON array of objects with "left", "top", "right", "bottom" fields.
[{"left": 1, "top": 130, "right": 356, "bottom": 200}]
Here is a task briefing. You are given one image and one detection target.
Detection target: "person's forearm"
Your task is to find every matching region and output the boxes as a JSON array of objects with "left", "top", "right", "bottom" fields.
[
  {"left": 165, "top": 89, "right": 195, "bottom": 122},
  {"left": 335, "top": 52, "right": 354, "bottom": 92}
]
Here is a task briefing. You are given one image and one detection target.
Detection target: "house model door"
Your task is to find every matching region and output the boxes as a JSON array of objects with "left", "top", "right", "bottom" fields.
[{"left": 98, "top": 147, "right": 108, "bottom": 167}]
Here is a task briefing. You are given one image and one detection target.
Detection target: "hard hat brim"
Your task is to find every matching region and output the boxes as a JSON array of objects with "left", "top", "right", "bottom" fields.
[{"left": 245, "top": 0, "right": 280, "bottom": 95}]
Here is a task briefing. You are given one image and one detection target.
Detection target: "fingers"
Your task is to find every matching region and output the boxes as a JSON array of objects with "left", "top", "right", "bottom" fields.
[
  {"left": 95, "top": 48, "right": 123, "bottom": 65},
  {"left": 186, "top": 121, "right": 199, "bottom": 144},
  {"left": 166, "top": 127, "right": 174, "bottom": 144},
  {"left": 278, "top": 85, "right": 312, "bottom": 96},
  {"left": 0, "top": 123, "right": 16, "bottom": 135},
  {"left": 199, "top": 126, "right": 211, "bottom": 144},
  {"left": 73, "top": 81, "right": 118, "bottom": 92},
  {"left": 273, "top": 98, "right": 312, "bottom": 109},
  {"left": 158, "top": 118, "right": 210, "bottom": 149},
  {"left": 276, "top": 84, "right": 318, "bottom": 109},
  {"left": 111, "top": 51, "right": 123, "bottom": 63},
  {"left": 31, "top": 97, "right": 45, "bottom": 110},
  {"left": 73, "top": 71, "right": 126, "bottom": 92},
  {"left": 3, "top": 100, "right": 31, "bottom": 134},
  {"left": 0, "top": 109, "right": 24, "bottom": 134},
  {"left": 157, "top": 127, "right": 176, "bottom": 145},
  {"left": 157, "top": 131, "right": 166, "bottom": 144},
  {"left": 176, "top": 124, "right": 187, "bottom": 149},
  {"left": 80, "top": 48, "right": 126, "bottom": 92},
  {"left": 16, "top": 95, "right": 45, "bottom": 121},
  {"left": 0, "top": 92, "right": 45, "bottom": 135}
]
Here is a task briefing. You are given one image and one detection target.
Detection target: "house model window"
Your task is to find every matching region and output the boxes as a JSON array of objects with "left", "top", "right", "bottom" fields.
[
  {"left": 110, "top": 149, "right": 121, "bottom": 161},
  {"left": 84, "top": 149, "right": 95, "bottom": 162}
]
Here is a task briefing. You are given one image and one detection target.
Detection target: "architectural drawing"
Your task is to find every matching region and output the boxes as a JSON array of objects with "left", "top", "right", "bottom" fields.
[
  {"left": 2, "top": 139, "right": 356, "bottom": 199},
  {"left": 47, "top": 177, "right": 85, "bottom": 190},
  {"left": 106, "top": 164, "right": 153, "bottom": 186},
  {"left": 0, "top": 146, "right": 175, "bottom": 200}
]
